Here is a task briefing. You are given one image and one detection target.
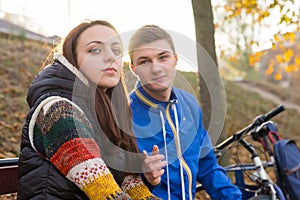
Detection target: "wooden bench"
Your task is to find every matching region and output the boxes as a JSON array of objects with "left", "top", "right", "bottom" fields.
[{"left": 0, "top": 158, "right": 18, "bottom": 195}]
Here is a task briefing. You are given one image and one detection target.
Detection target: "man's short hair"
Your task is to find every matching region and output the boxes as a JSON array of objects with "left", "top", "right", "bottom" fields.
[{"left": 128, "top": 25, "right": 175, "bottom": 63}]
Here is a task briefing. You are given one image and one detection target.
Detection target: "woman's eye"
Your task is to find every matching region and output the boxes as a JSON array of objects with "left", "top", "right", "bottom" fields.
[{"left": 89, "top": 48, "right": 102, "bottom": 54}]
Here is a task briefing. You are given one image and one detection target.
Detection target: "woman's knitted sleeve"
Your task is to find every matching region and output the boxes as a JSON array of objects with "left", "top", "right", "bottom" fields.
[{"left": 31, "top": 98, "right": 130, "bottom": 200}]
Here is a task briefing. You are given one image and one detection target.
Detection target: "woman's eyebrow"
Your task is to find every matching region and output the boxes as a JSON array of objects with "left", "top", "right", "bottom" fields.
[
  {"left": 86, "top": 41, "right": 103, "bottom": 46},
  {"left": 86, "top": 41, "right": 121, "bottom": 46}
]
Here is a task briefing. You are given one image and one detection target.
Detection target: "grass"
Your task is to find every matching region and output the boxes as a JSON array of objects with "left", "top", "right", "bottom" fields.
[{"left": 0, "top": 36, "right": 51, "bottom": 158}]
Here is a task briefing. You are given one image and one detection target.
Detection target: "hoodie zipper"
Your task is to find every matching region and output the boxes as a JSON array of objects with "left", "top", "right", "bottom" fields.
[
  {"left": 166, "top": 102, "right": 193, "bottom": 200},
  {"left": 134, "top": 88, "right": 193, "bottom": 199}
]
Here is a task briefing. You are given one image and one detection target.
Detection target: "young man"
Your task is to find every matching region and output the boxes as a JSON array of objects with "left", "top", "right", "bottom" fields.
[{"left": 128, "top": 25, "right": 242, "bottom": 200}]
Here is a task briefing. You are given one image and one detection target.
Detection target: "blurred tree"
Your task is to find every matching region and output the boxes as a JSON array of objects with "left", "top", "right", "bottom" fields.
[
  {"left": 192, "top": 0, "right": 216, "bottom": 130},
  {"left": 262, "top": 31, "right": 300, "bottom": 85},
  {"left": 213, "top": 0, "right": 300, "bottom": 81},
  {"left": 192, "top": 0, "right": 227, "bottom": 147}
]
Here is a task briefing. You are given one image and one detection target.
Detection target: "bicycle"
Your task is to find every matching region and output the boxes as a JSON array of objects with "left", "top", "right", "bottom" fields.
[{"left": 198, "top": 105, "right": 287, "bottom": 200}]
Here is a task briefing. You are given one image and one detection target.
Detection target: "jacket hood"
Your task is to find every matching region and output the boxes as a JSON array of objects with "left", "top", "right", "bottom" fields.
[{"left": 27, "top": 54, "right": 90, "bottom": 108}]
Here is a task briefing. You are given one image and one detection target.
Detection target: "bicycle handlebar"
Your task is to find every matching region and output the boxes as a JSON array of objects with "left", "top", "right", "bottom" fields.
[
  {"left": 215, "top": 104, "right": 285, "bottom": 151},
  {"left": 252, "top": 104, "right": 286, "bottom": 126},
  {"left": 264, "top": 104, "right": 285, "bottom": 120}
]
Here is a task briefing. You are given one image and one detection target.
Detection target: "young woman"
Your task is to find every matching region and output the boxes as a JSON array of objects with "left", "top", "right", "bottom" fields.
[{"left": 17, "top": 20, "right": 160, "bottom": 200}]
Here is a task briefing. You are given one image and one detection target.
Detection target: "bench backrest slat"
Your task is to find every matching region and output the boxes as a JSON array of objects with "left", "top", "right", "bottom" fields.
[{"left": 0, "top": 158, "right": 18, "bottom": 195}]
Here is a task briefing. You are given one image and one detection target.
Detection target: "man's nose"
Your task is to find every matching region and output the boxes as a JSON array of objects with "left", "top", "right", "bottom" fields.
[{"left": 151, "top": 60, "right": 162, "bottom": 72}]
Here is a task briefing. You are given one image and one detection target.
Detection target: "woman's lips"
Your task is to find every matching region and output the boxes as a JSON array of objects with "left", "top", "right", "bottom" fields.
[{"left": 103, "top": 67, "right": 117, "bottom": 74}]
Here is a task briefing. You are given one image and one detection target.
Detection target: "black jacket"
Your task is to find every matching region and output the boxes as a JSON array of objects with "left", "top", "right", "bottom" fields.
[
  {"left": 18, "top": 55, "right": 143, "bottom": 199},
  {"left": 18, "top": 60, "right": 90, "bottom": 199}
]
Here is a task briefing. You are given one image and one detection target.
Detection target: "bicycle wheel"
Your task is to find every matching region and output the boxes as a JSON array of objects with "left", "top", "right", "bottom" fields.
[{"left": 248, "top": 195, "right": 271, "bottom": 200}]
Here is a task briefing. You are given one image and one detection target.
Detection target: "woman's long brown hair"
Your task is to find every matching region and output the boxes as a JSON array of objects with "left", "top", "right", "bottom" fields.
[{"left": 62, "top": 20, "right": 139, "bottom": 154}]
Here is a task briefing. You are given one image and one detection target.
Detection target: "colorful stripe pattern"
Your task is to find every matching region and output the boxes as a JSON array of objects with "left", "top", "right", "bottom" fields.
[
  {"left": 33, "top": 99, "right": 124, "bottom": 199},
  {"left": 121, "top": 175, "right": 159, "bottom": 200}
]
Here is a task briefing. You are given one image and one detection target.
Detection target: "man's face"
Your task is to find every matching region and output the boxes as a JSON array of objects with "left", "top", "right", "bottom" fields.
[{"left": 131, "top": 39, "right": 177, "bottom": 98}]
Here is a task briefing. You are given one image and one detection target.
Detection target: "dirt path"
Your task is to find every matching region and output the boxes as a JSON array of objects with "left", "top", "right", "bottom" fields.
[{"left": 236, "top": 81, "right": 300, "bottom": 114}]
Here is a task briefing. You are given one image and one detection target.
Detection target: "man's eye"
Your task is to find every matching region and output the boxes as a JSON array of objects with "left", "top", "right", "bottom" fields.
[
  {"left": 89, "top": 48, "right": 102, "bottom": 54},
  {"left": 112, "top": 48, "right": 122, "bottom": 56},
  {"left": 138, "top": 60, "right": 150, "bottom": 65},
  {"left": 159, "top": 55, "right": 169, "bottom": 60}
]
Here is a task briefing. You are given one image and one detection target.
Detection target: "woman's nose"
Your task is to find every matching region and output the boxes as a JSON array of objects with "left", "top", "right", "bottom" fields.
[{"left": 103, "top": 49, "right": 116, "bottom": 62}]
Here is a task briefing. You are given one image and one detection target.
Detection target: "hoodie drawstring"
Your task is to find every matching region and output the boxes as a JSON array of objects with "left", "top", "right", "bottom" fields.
[
  {"left": 161, "top": 101, "right": 188, "bottom": 200},
  {"left": 159, "top": 111, "right": 171, "bottom": 200},
  {"left": 172, "top": 104, "right": 186, "bottom": 200}
]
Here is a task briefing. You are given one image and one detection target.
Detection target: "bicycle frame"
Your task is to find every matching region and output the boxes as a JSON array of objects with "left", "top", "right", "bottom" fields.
[{"left": 214, "top": 105, "right": 286, "bottom": 200}]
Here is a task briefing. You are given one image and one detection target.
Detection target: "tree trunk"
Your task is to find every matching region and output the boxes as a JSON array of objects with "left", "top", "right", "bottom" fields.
[
  {"left": 192, "top": 0, "right": 217, "bottom": 127},
  {"left": 192, "top": 0, "right": 226, "bottom": 145}
]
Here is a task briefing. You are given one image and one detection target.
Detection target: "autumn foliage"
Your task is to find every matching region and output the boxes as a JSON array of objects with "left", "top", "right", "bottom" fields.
[{"left": 213, "top": 0, "right": 300, "bottom": 81}]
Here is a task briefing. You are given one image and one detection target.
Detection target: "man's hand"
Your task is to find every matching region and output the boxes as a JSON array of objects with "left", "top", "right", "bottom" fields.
[{"left": 142, "top": 145, "right": 167, "bottom": 186}]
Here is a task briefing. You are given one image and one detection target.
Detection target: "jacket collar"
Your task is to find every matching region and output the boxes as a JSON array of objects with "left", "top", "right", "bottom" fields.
[
  {"left": 134, "top": 82, "right": 177, "bottom": 109},
  {"left": 54, "top": 54, "right": 89, "bottom": 87}
]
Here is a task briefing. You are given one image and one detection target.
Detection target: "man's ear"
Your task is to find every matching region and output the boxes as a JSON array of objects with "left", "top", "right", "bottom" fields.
[
  {"left": 174, "top": 53, "right": 178, "bottom": 62},
  {"left": 174, "top": 53, "right": 178, "bottom": 63},
  {"left": 130, "top": 63, "right": 136, "bottom": 73}
]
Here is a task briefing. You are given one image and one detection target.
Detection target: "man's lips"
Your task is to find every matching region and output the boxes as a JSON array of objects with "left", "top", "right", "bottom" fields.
[{"left": 152, "top": 75, "right": 166, "bottom": 81}]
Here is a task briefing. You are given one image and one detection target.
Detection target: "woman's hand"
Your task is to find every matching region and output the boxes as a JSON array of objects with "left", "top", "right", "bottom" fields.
[{"left": 142, "top": 145, "right": 167, "bottom": 186}]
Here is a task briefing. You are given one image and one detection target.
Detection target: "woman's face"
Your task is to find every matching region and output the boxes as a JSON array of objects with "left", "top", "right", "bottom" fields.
[{"left": 76, "top": 24, "right": 123, "bottom": 90}]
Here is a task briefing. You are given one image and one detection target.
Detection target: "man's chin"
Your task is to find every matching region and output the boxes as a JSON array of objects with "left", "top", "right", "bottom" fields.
[{"left": 144, "top": 83, "right": 169, "bottom": 92}]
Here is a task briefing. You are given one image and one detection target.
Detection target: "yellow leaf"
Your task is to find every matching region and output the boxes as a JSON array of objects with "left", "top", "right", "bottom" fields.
[
  {"left": 254, "top": 52, "right": 261, "bottom": 62},
  {"left": 249, "top": 56, "right": 255, "bottom": 66},
  {"left": 285, "top": 65, "right": 293, "bottom": 73},
  {"left": 287, "top": 49, "right": 293, "bottom": 56},
  {"left": 279, "top": 43, "right": 285, "bottom": 51},
  {"left": 290, "top": 64, "right": 298, "bottom": 72},
  {"left": 258, "top": 15, "right": 263, "bottom": 22},
  {"left": 275, "top": 55, "right": 283, "bottom": 63},
  {"left": 289, "top": 32, "right": 296, "bottom": 44},
  {"left": 274, "top": 35, "right": 280, "bottom": 42},
  {"left": 290, "top": 33, "right": 295, "bottom": 40},
  {"left": 255, "top": 51, "right": 262, "bottom": 57},
  {"left": 283, "top": 33, "right": 290, "bottom": 40},
  {"left": 271, "top": 43, "right": 276, "bottom": 50},
  {"left": 224, "top": 5, "right": 231, "bottom": 11},
  {"left": 274, "top": 73, "right": 282, "bottom": 80},
  {"left": 264, "top": 11, "right": 270, "bottom": 17},
  {"left": 234, "top": 9, "right": 241, "bottom": 15},
  {"left": 229, "top": 55, "right": 237, "bottom": 62},
  {"left": 295, "top": 56, "right": 300, "bottom": 66},
  {"left": 283, "top": 49, "right": 293, "bottom": 62},
  {"left": 265, "top": 65, "right": 273, "bottom": 76}
]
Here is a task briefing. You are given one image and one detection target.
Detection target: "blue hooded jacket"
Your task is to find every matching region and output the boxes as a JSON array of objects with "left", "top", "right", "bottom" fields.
[{"left": 129, "top": 82, "right": 242, "bottom": 200}]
